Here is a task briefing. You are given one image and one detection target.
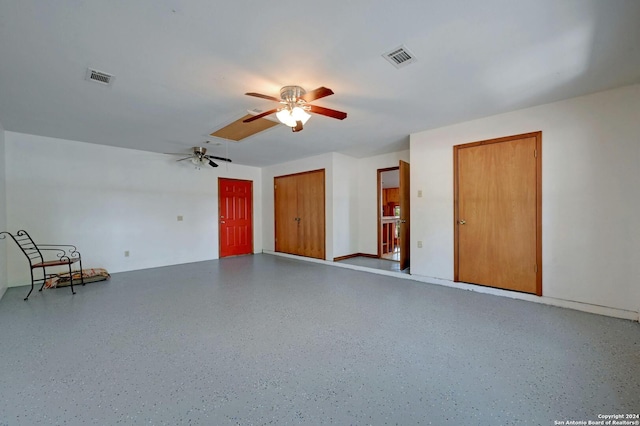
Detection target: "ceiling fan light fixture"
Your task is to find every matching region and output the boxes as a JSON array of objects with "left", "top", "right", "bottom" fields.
[
  {"left": 276, "top": 108, "right": 297, "bottom": 127},
  {"left": 190, "top": 156, "right": 209, "bottom": 169},
  {"left": 292, "top": 107, "right": 311, "bottom": 124},
  {"left": 276, "top": 106, "right": 311, "bottom": 128}
]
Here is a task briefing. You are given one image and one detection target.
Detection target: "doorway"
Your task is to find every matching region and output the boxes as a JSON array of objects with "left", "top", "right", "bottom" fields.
[
  {"left": 454, "top": 132, "right": 542, "bottom": 295},
  {"left": 377, "top": 160, "right": 410, "bottom": 271},
  {"left": 379, "top": 167, "right": 400, "bottom": 261},
  {"left": 218, "top": 178, "right": 253, "bottom": 258}
]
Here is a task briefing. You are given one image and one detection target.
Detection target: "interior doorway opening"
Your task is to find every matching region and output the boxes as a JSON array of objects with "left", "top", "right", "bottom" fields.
[
  {"left": 378, "top": 167, "right": 400, "bottom": 262},
  {"left": 337, "top": 161, "right": 409, "bottom": 274}
]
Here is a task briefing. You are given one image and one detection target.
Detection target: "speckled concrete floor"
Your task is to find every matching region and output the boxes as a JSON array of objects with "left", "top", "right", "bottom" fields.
[
  {"left": 336, "top": 256, "right": 409, "bottom": 274},
  {"left": 0, "top": 254, "right": 638, "bottom": 425}
]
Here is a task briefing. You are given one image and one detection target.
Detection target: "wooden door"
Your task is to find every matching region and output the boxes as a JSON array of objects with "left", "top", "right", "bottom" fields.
[
  {"left": 274, "top": 169, "right": 325, "bottom": 259},
  {"left": 274, "top": 174, "right": 299, "bottom": 255},
  {"left": 454, "top": 132, "right": 542, "bottom": 295},
  {"left": 296, "top": 170, "right": 325, "bottom": 259},
  {"left": 219, "top": 178, "right": 253, "bottom": 258},
  {"left": 399, "top": 160, "right": 410, "bottom": 270}
]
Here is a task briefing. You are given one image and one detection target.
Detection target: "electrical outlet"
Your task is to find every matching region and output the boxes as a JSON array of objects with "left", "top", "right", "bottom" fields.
[
  {"left": 124, "top": 250, "right": 130, "bottom": 257},
  {"left": 417, "top": 190, "right": 423, "bottom": 198},
  {"left": 177, "top": 215, "right": 183, "bottom": 221},
  {"left": 417, "top": 241, "right": 423, "bottom": 248}
]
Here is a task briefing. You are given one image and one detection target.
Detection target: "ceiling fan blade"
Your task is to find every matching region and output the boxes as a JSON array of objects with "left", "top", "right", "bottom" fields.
[
  {"left": 301, "top": 86, "right": 334, "bottom": 102},
  {"left": 175, "top": 156, "right": 193, "bottom": 162},
  {"left": 308, "top": 105, "right": 347, "bottom": 120},
  {"left": 243, "top": 108, "right": 278, "bottom": 123},
  {"left": 292, "top": 121, "right": 304, "bottom": 132},
  {"left": 206, "top": 155, "right": 232, "bottom": 163},
  {"left": 245, "top": 92, "right": 281, "bottom": 102},
  {"left": 208, "top": 160, "right": 219, "bottom": 168}
]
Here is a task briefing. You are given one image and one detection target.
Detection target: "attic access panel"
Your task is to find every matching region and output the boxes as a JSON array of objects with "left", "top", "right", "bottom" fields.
[{"left": 210, "top": 114, "right": 279, "bottom": 141}]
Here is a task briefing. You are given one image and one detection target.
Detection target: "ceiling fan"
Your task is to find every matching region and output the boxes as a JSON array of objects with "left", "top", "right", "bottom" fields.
[
  {"left": 243, "top": 86, "right": 347, "bottom": 132},
  {"left": 164, "top": 147, "right": 232, "bottom": 168}
]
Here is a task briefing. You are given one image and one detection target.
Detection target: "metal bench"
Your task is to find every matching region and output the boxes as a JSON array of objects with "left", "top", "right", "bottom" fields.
[{"left": 0, "top": 230, "right": 84, "bottom": 300}]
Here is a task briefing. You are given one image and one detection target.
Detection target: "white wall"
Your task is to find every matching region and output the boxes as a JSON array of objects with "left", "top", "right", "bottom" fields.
[
  {"left": 332, "top": 153, "right": 359, "bottom": 258},
  {"left": 357, "top": 150, "right": 410, "bottom": 255},
  {"left": 0, "top": 122, "right": 7, "bottom": 298},
  {"left": 410, "top": 84, "right": 640, "bottom": 314},
  {"left": 4, "top": 132, "right": 262, "bottom": 287},
  {"left": 261, "top": 153, "right": 334, "bottom": 260}
]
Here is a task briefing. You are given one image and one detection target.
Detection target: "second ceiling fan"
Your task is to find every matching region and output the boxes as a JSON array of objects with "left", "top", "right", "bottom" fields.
[
  {"left": 243, "top": 86, "right": 347, "bottom": 132},
  {"left": 165, "top": 146, "right": 232, "bottom": 168}
]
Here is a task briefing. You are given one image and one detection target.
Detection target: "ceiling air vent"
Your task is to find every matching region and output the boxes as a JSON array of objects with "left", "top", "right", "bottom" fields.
[
  {"left": 85, "top": 68, "right": 114, "bottom": 86},
  {"left": 382, "top": 45, "right": 417, "bottom": 69}
]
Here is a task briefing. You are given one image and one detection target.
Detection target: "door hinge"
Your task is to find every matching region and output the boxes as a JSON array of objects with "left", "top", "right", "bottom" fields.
[
  {"left": 534, "top": 264, "right": 538, "bottom": 273},
  {"left": 534, "top": 149, "right": 537, "bottom": 158},
  {"left": 274, "top": 184, "right": 277, "bottom": 189}
]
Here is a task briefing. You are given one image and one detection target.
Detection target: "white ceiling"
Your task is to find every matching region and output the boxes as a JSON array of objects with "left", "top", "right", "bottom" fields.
[{"left": 1, "top": 1, "right": 639, "bottom": 167}]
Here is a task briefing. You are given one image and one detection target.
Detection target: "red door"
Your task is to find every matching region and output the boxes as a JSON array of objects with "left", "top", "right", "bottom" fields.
[{"left": 219, "top": 178, "right": 253, "bottom": 258}]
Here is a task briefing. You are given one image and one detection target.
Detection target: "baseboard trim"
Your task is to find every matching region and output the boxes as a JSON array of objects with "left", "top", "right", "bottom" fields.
[
  {"left": 407, "top": 275, "right": 639, "bottom": 322},
  {"left": 263, "top": 250, "right": 639, "bottom": 322},
  {"left": 333, "top": 253, "right": 378, "bottom": 262}
]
